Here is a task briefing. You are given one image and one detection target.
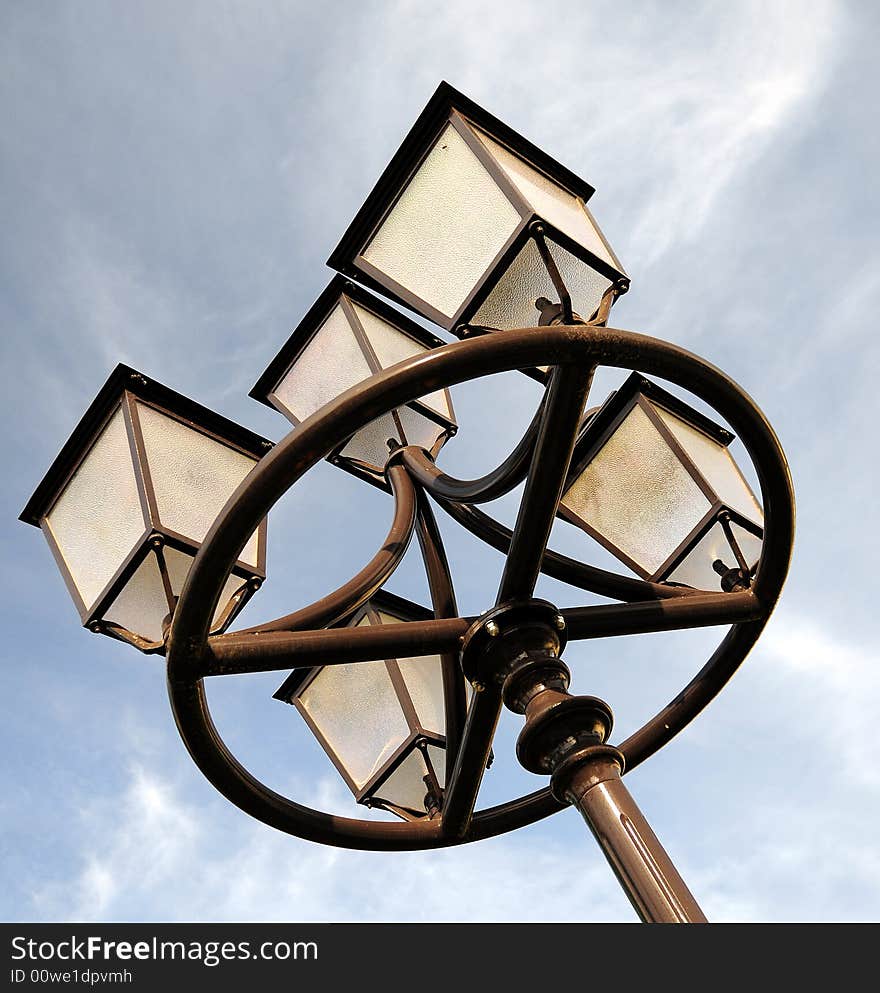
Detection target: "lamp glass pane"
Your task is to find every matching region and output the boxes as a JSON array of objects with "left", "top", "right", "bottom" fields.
[
  {"left": 272, "top": 303, "right": 373, "bottom": 422},
  {"left": 665, "top": 520, "right": 763, "bottom": 590},
  {"left": 102, "top": 546, "right": 242, "bottom": 643},
  {"left": 45, "top": 405, "right": 145, "bottom": 610},
  {"left": 396, "top": 657, "right": 445, "bottom": 736},
  {"left": 471, "top": 126, "right": 619, "bottom": 269},
  {"left": 373, "top": 747, "right": 433, "bottom": 813},
  {"left": 396, "top": 406, "right": 448, "bottom": 454},
  {"left": 136, "top": 402, "right": 260, "bottom": 568},
  {"left": 653, "top": 404, "right": 764, "bottom": 523},
  {"left": 561, "top": 403, "right": 712, "bottom": 575},
  {"left": 337, "top": 413, "right": 403, "bottom": 469},
  {"left": 471, "top": 236, "right": 613, "bottom": 331},
  {"left": 299, "top": 652, "right": 410, "bottom": 789},
  {"left": 361, "top": 122, "right": 522, "bottom": 320},
  {"left": 427, "top": 743, "right": 446, "bottom": 787},
  {"left": 338, "top": 408, "right": 447, "bottom": 470},
  {"left": 376, "top": 609, "right": 446, "bottom": 736},
  {"left": 351, "top": 302, "right": 451, "bottom": 419}
]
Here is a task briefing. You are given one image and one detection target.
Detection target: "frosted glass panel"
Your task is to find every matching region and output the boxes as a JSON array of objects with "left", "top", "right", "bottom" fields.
[
  {"left": 103, "top": 546, "right": 245, "bottom": 643},
  {"left": 472, "top": 236, "right": 612, "bottom": 331},
  {"left": 396, "top": 658, "right": 445, "bottom": 736},
  {"left": 272, "top": 303, "right": 372, "bottom": 422},
  {"left": 362, "top": 123, "right": 522, "bottom": 319},
  {"left": 378, "top": 610, "right": 445, "bottom": 736},
  {"left": 136, "top": 403, "right": 260, "bottom": 568},
  {"left": 472, "top": 126, "right": 619, "bottom": 269},
  {"left": 339, "top": 408, "right": 447, "bottom": 469},
  {"left": 46, "top": 405, "right": 145, "bottom": 610},
  {"left": 427, "top": 743, "right": 446, "bottom": 787},
  {"left": 338, "top": 413, "right": 402, "bottom": 469},
  {"left": 102, "top": 550, "right": 168, "bottom": 643},
  {"left": 373, "top": 748, "right": 432, "bottom": 813},
  {"left": 666, "top": 521, "right": 763, "bottom": 591},
  {"left": 561, "top": 403, "right": 712, "bottom": 575},
  {"left": 351, "top": 302, "right": 451, "bottom": 419},
  {"left": 653, "top": 405, "right": 763, "bottom": 524},
  {"left": 163, "top": 545, "right": 244, "bottom": 627},
  {"left": 396, "top": 406, "right": 448, "bottom": 455},
  {"left": 300, "top": 658, "right": 410, "bottom": 789}
]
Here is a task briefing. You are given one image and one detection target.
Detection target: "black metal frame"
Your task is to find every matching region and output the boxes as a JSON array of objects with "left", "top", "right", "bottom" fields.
[
  {"left": 249, "top": 275, "right": 456, "bottom": 492},
  {"left": 161, "top": 323, "right": 794, "bottom": 856},
  {"left": 20, "top": 364, "right": 271, "bottom": 650},
  {"left": 327, "top": 82, "right": 628, "bottom": 334}
]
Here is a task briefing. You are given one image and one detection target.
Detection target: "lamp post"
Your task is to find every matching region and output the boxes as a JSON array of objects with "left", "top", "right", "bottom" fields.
[{"left": 19, "top": 82, "right": 794, "bottom": 923}]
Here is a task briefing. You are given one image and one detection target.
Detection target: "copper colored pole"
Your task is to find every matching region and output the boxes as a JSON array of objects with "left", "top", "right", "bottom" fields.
[
  {"left": 461, "top": 599, "right": 707, "bottom": 923},
  {"left": 563, "top": 752, "right": 707, "bottom": 923},
  {"left": 496, "top": 363, "right": 595, "bottom": 604}
]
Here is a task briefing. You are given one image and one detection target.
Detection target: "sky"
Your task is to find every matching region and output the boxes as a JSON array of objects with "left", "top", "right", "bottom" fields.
[{"left": 2, "top": 0, "right": 878, "bottom": 924}]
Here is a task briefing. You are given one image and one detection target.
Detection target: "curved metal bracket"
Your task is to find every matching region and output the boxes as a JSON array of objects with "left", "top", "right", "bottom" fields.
[{"left": 165, "top": 323, "right": 794, "bottom": 850}]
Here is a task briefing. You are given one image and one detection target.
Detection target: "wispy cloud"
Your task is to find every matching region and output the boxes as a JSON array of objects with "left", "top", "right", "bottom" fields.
[
  {"left": 28, "top": 765, "right": 629, "bottom": 923},
  {"left": 757, "top": 609, "right": 880, "bottom": 788},
  {"left": 3, "top": 0, "right": 878, "bottom": 927}
]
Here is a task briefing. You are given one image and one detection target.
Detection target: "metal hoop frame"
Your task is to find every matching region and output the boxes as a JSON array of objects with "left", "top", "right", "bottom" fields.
[{"left": 165, "top": 324, "right": 794, "bottom": 851}]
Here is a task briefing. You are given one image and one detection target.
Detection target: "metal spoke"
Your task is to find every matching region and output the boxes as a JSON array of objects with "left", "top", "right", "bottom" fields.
[
  {"left": 563, "top": 590, "right": 763, "bottom": 641},
  {"left": 496, "top": 363, "right": 595, "bottom": 604},
  {"left": 202, "top": 615, "right": 469, "bottom": 677},
  {"left": 440, "top": 685, "right": 503, "bottom": 840}
]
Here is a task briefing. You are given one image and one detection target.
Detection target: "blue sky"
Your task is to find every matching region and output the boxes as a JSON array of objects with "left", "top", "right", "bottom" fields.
[{"left": 2, "top": 0, "right": 878, "bottom": 923}]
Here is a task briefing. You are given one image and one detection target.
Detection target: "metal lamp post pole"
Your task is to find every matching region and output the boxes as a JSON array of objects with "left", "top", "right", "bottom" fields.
[
  {"left": 461, "top": 598, "right": 706, "bottom": 924},
  {"left": 455, "top": 354, "right": 707, "bottom": 923}
]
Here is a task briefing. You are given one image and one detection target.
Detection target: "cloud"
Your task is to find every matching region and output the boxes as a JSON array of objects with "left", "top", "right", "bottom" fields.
[
  {"left": 3, "top": 0, "right": 877, "bottom": 928},
  {"left": 27, "top": 765, "right": 631, "bottom": 923},
  {"left": 756, "top": 608, "right": 880, "bottom": 788}
]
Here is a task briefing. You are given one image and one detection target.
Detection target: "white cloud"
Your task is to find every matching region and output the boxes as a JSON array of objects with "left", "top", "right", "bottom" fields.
[
  {"left": 28, "top": 766, "right": 631, "bottom": 923},
  {"left": 351, "top": 1, "right": 845, "bottom": 272},
  {"left": 757, "top": 608, "right": 880, "bottom": 788},
  {"left": 4, "top": 0, "right": 877, "bottom": 928}
]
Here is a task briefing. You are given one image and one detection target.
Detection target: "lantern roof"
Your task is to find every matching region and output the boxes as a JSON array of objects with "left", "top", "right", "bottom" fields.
[
  {"left": 248, "top": 274, "right": 448, "bottom": 410},
  {"left": 567, "top": 372, "right": 736, "bottom": 484},
  {"left": 20, "top": 363, "right": 273, "bottom": 527},
  {"left": 328, "top": 81, "right": 597, "bottom": 287}
]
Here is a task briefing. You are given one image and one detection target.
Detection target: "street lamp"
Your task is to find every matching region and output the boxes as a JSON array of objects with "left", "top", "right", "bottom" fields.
[
  {"left": 327, "top": 82, "right": 628, "bottom": 338},
  {"left": 250, "top": 274, "right": 456, "bottom": 489},
  {"left": 273, "top": 590, "right": 455, "bottom": 821},
  {"left": 560, "top": 372, "right": 764, "bottom": 591},
  {"left": 19, "top": 82, "right": 794, "bottom": 923},
  {"left": 20, "top": 364, "right": 270, "bottom": 652}
]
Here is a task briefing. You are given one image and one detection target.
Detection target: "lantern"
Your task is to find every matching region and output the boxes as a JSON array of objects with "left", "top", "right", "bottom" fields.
[
  {"left": 19, "top": 364, "right": 270, "bottom": 651},
  {"left": 559, "top": 373, "right": 763, "bottom": 591},
  {"left": 250, "top": 275, "right": 456, "bottom": 489},
  {"left": 274, "top": 591, "right": 459, "bottom": 820},
  {"left": 327, "top": 81, "right": 628, "bottom": 341}
]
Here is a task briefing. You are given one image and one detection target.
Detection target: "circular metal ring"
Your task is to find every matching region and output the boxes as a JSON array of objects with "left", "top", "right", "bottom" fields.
[{"left": 166, "top": 324, "right": 794, "bottom": 850}]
